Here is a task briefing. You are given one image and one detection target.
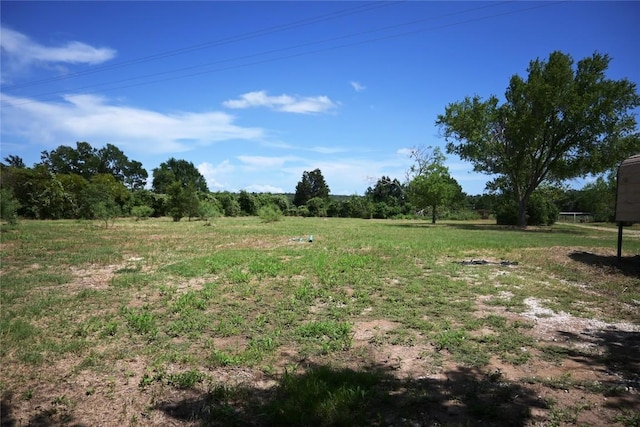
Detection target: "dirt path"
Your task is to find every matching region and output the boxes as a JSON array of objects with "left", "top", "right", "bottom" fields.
[{"left": 562, "top": 222, "right": 640, "bottom": 236}]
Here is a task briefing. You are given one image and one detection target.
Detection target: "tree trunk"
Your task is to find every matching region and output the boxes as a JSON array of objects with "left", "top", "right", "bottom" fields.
[
  {"left": 432, "top": 205, "right": 437, "bottom": 224},
  {"left": 517, "top": 198, "right": 528, "bottom": 228}
]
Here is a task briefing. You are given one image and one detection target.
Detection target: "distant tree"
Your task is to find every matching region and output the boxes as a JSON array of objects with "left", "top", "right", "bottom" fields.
[
  {"left": 152, "top": 158, "right": 207, "bottom": 193},
  {"left": 57, "top": 173, "right": 89, "bottom": 218},
  {"left": 167, "top": 182, "right": 186, "bottom": 221},
  {"left": 0, "top": 188, "right": 20, "bottom": 225},
  {"left": 365, "top": 176, "right": 405, "bottom": 207},
  {"left": 2, "top": 155, "right": 26, "bottom": 168},
  {"left": 270, "top": 194, "right": 291, "bottom": 214},
  {"left": 406, "top": 147, "right": 461, "bottom": 224},
  {"left": 97, "top": 144, "right": 147, "bottom": 190},
  {"left": 577, "top": 172, "right": 617, "bottom": 222},
  {"left": 215, "top": 192, "right": 241, "bottom": 217},
  {"left": 79, "top": 174, "right": 128, "bottom": 221},
  {"left": 184, "top": 183, "right": 201, "bottom": 221},
  {"left": 293, "top": 169, "right": 330, "bottom": 206},
  {"left": 306, "top": 197, "right": 327, "bottom": 217},
  {"left": 151, "top": 168, "right": 176, "bottom": 195},
  {"left": 238, "top": 190, "right": 258, "bottom": 216},
  {"left": 340, "top": 195, "right": 372, "bottom": 219},
  {"left": 437, "top": 51, "right": 640, "bottom": 227},
  {"left": 166, "top": 181, "right": 200, "bottom": 221},
  {"left": 6, "top": 165, "right": 74, "bottom": 219},
  {"left": 39, "top": 142, "right": 147, "bottom": 189},
  {"left": 41, "top": 142, "right": 99, "bottom": 179},
  {"left": 327, "top": 200, "right": 342, "bottom": 217}
]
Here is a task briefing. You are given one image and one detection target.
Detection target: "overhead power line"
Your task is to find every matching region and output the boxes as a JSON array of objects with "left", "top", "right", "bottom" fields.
[
  {"left": 2, "top": 1, "right": 566, "bottom": 108},
  {"left": 2, "top": 1, "right": 401, "bottom": 91},
  {"left": 7, "top": 1, "right": 514, "bottom": 101}
]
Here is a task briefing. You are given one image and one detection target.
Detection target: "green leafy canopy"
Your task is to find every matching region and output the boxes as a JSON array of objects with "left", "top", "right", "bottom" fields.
[{"left": 437, "top": 51, "right": 640, "bottom": 226}]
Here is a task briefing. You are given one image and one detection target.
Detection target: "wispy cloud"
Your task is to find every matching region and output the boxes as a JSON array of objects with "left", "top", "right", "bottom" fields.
[
  {"left": 0, "top": 27, "right": 116, "bottom": 74},
  {"left": 223, "top": 90, "right": 338, "bottom": 114},
  {"left": 350, "top": 81, "right": 366, "bottom": 92},
  {"left": 0, "top": 93, "right": 264, "bottom": 154},
  {"left": 310, "top": 146, "right": 348, "bottom": 154}
]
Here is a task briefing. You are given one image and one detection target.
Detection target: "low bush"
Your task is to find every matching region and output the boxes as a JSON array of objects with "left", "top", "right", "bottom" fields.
[
  {"left": 496, "top": 195, "right": 558, "bottom": 226},
  {"left": 258, "top": 205, "right": 283, "bottom": 222},
  {"left": 131, "top": 205, "right": 154, "bottom": 220}
]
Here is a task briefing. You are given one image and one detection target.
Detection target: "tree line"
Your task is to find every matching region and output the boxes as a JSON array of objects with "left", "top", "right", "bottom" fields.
[
  {"left": 1, "top": 51, "right": 638, "bottom": 227},
  {"left": 0, "top": 141, "right": 622, "bottom": 227}
]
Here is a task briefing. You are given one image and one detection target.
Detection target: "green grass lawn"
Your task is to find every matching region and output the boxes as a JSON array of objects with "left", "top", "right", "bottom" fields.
[{"left": 1, "top": 217, "right": 639, "bottom": 426}]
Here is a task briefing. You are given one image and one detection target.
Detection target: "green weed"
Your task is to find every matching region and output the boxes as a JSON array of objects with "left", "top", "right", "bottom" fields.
[
  {"left": 123, "top": 307, "right": 158, "bottom": 338},
  {"left": 167, "top": 369, "right": 206, "bottom": 389},
  {"left": 266, "top": 366, "right": 383, "bottom": 426}
]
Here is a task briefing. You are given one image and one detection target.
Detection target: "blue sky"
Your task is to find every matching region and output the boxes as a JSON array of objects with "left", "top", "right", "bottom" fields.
[{"left": 1, "top": 1, "right": 638, "bottom": 195}]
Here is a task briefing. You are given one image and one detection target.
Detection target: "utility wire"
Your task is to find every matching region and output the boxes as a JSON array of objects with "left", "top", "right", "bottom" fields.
[
  {"left": 6, "top": 1, "right": 514, "bottom": 102},
  {"left": 2, "top": 1, "right": 565, "bottom": 107},
  {"left": 2, "top": 1, "right": 401, "bottom": 90}
]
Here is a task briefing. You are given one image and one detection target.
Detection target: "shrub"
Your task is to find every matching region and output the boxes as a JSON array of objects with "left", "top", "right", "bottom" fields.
[
  {"left": 297, "top": 205, "right": 310, "bottom": 217},
  {"left": 445, "top": 210, "right": 481, "bottom": 221},
  {"left": 94, "top": 201, "right": 120, "bottom": 228},
  {"left": 258, "top": 205, "right": 283, "bottom": 223},
  {"left": 306, "top": 197, "right": 327, "bottom": 217},
  {"left": 496, "top": 202, "right": 518, "bottom": 225},
  {"left": 0, "top": 189, "right": 20, "bottom": 225},
  {"left": 131, "top": 205, "right": 154, "bottom": 220},
  {"left": 496, "top": 195, "right": 558, "bottom": 226},
  {"left": 198, "top": 201, "right": 222, "bottom": 223},
  {"left": 527, "top": 193, "right": 559, "bottom": 226}
]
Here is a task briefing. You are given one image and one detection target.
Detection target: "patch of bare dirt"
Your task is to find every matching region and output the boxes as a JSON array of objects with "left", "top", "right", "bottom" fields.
[
  {"left": 474, "top": 294, "right": 640, "bottom": 426},
  {"left": 67, "top": 264, "right": 120, "bottom": 291},
  {"left": 351, "top": 320, "right": 438, "bottom": 379}
]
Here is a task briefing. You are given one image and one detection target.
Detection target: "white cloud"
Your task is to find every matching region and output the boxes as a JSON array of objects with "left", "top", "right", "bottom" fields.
[
  {"left": 0, "top": 93, "right": 265, "bottom": 154},
  {"left": 245, "top": 184, "right": 285, "bottom": 193},
  {"left": 350, "top": 81, "right": 366, "bottom": 92},
  {"left": 198, "top": 160, "right": 235, "bottom": 190},
  {"left": 396, "top": 148, "right": 413, "bottom": 156},
  {"left": 0, "top": 27, "right": 116, "bottom": 72},
  {"left": 223, "top": 90, "right": 338, "bottom": 114}
]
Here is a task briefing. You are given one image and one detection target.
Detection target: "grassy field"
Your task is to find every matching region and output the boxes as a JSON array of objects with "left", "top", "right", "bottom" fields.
[{"left": 1, "top": 217, "right": 639, "bottom": 426}]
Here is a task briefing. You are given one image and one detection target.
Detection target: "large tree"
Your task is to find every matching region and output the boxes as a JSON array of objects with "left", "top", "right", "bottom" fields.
[
  {"left": 152, "top": 157, "right": 208, "bottom": 194},
  {"left": 293, "top": 168, "right": 330, "bottom": 207},
  {"left": 437, "top": 51, "right": 640, "bottom": 227}
]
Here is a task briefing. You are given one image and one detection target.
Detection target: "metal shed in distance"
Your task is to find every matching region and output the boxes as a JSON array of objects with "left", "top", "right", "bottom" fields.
[{"left": 615, "top": 154, "right": 640, "bottom": 259}]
